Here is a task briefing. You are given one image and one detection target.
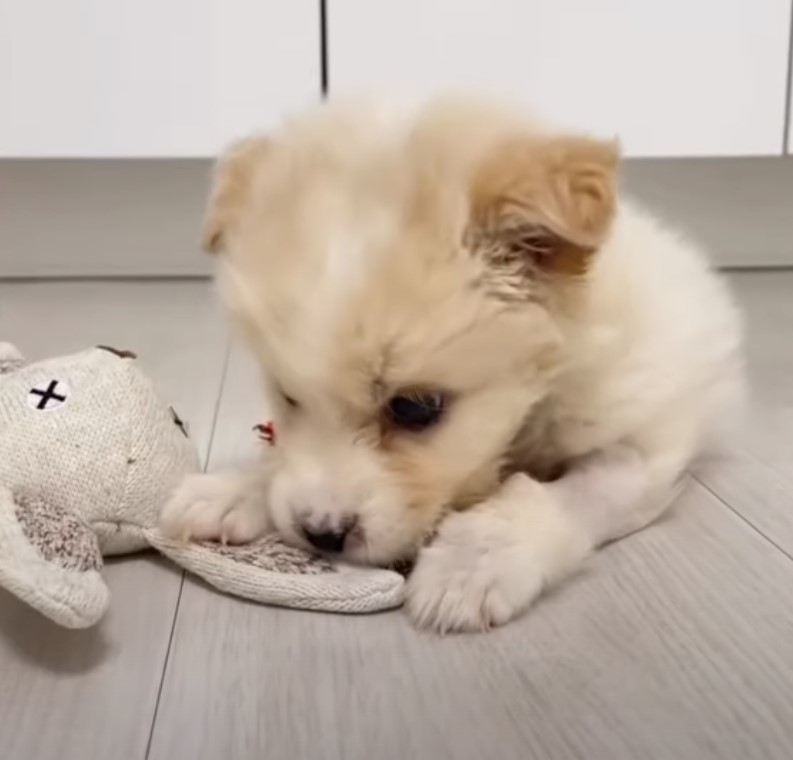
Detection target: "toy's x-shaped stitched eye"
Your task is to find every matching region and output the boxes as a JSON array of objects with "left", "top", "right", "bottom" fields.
[{"left": 27, "top": 379, "right": 69, "bottom": 411}]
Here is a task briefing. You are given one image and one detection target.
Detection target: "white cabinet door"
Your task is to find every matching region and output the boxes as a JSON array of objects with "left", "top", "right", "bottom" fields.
[
  {"left": 0, "top": 0, "right": 319, "bottom": 157},
  {"left": 327, "top": 0, "right": 791, "bottom": 157},
  {"left": 788, "top": 48, "right": 793, "bottom": 154}
]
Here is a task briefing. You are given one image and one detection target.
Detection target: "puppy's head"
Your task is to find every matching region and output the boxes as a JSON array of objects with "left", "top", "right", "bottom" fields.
[{"left": 205, "top": 98, "right": 618, "bottom": 565}]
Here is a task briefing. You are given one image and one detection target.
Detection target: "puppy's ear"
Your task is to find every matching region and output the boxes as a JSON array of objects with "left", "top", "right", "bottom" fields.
[
  {"left": 202, "top": 136, "right": 270, "bottom": 253},
  {"left": 469, "top": 134, "right": 619, "bottom": 277}
]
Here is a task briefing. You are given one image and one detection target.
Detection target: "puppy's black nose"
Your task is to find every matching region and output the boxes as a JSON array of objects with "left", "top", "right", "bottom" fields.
[{"left": 302, "top": 526, "right": 350, "bottom": 553}]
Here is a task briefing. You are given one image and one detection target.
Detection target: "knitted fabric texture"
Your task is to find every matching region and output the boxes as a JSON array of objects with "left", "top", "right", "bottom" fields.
[
  {"left": 206, "top": 534, "right": 335, "bottom": 573},
  {"left": 149, "top": 532, "right": 406, "bottom": 613},
  {"left": 15, "top": 491, "right": 102, "bottom": 572}
]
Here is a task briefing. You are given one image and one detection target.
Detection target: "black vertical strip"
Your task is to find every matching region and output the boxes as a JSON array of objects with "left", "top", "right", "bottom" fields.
[
  {"left": 320, "top": 0, "right": 329, "bottom": 96},
  {"left": 784, "top": 0, "right": 793, "bottom": 153}
]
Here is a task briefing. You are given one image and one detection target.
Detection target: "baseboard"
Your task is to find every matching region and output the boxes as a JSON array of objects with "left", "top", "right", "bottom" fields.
[
  {"left": 2, "top": 156, "right": 792, "bottom": 278},
  {"left": 621, "top": 157, "right": 793, "bottom": 268},
  {"left": 0, "top": 160, "right": 213, "bottom": 278}
]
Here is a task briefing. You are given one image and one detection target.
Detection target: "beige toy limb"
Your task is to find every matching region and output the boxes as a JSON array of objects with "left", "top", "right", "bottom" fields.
[{"left": 0, "top": 486, "right": 109, "bottom": 628}]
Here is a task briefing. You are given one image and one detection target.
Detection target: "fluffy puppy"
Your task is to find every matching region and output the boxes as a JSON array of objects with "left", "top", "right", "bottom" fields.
[{"left": 162, "top": 96, "right": 743, "bottom": 632}]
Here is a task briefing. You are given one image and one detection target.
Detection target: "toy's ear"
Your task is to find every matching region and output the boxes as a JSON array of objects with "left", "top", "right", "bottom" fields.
[
  {"left": 0, "top": 486, "right": 109, "bottom": 628},
  {"left": 0, "top": 342, "right": 25, "bottom": 374},
  {"left": 202, "top": 136, "right": 271, "bottom": 253}
]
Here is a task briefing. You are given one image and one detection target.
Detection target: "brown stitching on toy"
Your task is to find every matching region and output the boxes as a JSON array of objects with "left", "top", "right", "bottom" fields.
[
  {"left": 94, "top": 519, "right": 144, "bottom": 531},
  {"left": 96, "top": 345, "right": 138, "bottom": 359},
  {"left": 169, "top": 407, "right": 189, "bottom": 438},
  {"left": 202, "top": 534, "right": 335, "bottom": 574},
  {"left": 14, "top": 492, "right": 102, "bottom": 572}
]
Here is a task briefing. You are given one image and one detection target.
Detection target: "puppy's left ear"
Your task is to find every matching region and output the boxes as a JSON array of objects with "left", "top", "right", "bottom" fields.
[
  {"left": 469, "top": 134, "right": 619, "bottom": 277},
  {"left": 202, "top": 136, "right": 270, "bottom": 253}
]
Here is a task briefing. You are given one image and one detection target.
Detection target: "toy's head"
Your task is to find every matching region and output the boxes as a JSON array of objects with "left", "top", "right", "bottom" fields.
[{"left": 0, "top": 344, "right": 200, "bottom": 626}]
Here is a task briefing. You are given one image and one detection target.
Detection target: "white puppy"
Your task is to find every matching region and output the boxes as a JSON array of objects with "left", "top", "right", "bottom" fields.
[{"left": 162, "top": 96, "right": 743, "bottom": 632}]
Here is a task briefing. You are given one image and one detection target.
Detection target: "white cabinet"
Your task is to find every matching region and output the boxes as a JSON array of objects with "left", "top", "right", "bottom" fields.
[
  {"left": 788, "top": 52, "right": 793, "bottom": 154},
  {"left": 327, "top": 0, "right": 792, "bottom": 157},
  {"left": 0, "top": 0, "right": 320, "bottom": 157}
]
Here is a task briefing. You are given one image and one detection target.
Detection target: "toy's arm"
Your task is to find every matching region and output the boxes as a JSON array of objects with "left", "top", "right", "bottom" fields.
[{"left": 0, "top": 486, "right": 109, "bottom": 628}]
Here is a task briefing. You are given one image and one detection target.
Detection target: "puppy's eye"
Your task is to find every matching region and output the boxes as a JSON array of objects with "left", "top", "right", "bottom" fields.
[
  {"left": 386, "top": 391, "right": 445, "bottom": 431},
  {"left": 282, "top": 393, "right": 298, "bottom": 408}
]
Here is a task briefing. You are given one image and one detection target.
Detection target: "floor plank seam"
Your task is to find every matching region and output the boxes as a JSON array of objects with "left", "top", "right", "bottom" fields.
[
  {"left": 694, "top": 473, "right": 793, "bottom": 564},
  {"left": 143, "top": 334, "right": 232, "bottom": 760},
  {"left": 143, "top": 568, "right": 186, "bottom": 760},
  {"left": 200, "top": 334, "right": 233, "bottom": 474}
]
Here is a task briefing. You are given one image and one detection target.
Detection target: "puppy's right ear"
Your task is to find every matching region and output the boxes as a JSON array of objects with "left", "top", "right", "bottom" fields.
[
  {"left": 202, "top": 136, "right": 270, "bottom": 253},
  {"left": 469, "top": 134, "right": 618, "bottom": 278}
]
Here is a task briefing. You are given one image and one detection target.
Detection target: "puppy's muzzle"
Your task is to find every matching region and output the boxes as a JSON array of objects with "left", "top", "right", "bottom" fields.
[{"left": 300, "top": 514, "right": 360, "bottom": 553}]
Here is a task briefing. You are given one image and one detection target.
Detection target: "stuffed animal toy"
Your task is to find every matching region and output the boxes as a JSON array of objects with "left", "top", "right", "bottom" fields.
[{"left": 0, "top": 342, "right": 405, "bottom": 628}]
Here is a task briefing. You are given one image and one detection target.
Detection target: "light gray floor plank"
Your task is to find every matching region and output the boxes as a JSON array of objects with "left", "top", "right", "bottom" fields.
[
  {"left": 200, "top": 345, "right": 266, "bottom": 472},
  {"left": 150, "top": 334, "right": 793, "bottom": 760},
  {"left": 0, "top": 281, "right": 227, "bottom": 760},
  {"left": 697, "top": 272, "right": 793, "bottom": 557}
]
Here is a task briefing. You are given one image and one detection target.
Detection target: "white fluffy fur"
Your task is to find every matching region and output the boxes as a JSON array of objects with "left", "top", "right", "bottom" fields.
[{"left": 163, "top": 95, "right": 743, "bottom": 633}]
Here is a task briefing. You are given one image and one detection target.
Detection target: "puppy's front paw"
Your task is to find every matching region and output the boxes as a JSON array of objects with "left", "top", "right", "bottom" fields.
[
  {"left": 160, "top": 472, "right": 269, "bottom": 545},
  {"left": 406, "top": 509, "right": 545, "bottom": 634}
]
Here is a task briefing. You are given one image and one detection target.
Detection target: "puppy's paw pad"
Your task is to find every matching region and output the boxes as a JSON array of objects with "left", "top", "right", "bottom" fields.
[
  {"left": 406, "top": 513, "right": 544, "bottom": 634},
  {"left": 218, "top": 505, "right": 269, "bottom": 545},
  {"left": 160, "top": 473, "right": 267, "bottom": 544}
]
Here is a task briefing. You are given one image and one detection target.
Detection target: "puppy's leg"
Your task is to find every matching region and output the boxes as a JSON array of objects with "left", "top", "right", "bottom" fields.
[
  {"left": 407, "top": 446, "right": 666, "bottom": 633},
  {"left": 160, "top": 468, "right": 272, "bottom": 545},
  {"left": 552, "top": 446, "right": 685, "bottom": 549}
]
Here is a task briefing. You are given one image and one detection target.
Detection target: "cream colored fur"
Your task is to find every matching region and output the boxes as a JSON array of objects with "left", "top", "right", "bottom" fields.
[{"left": 163, "top": 95, "right": 744, "bottom": 632}]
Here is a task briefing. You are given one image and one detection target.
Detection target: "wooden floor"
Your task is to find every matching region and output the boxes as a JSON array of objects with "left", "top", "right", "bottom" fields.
[{"left": 1, "top": 274, "right": 792, "bottom": 760}]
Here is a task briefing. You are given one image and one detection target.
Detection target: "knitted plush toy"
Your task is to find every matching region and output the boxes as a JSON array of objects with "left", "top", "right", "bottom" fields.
[{"left": 0, "top": 342, "right": 405, "bottom": 628}]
